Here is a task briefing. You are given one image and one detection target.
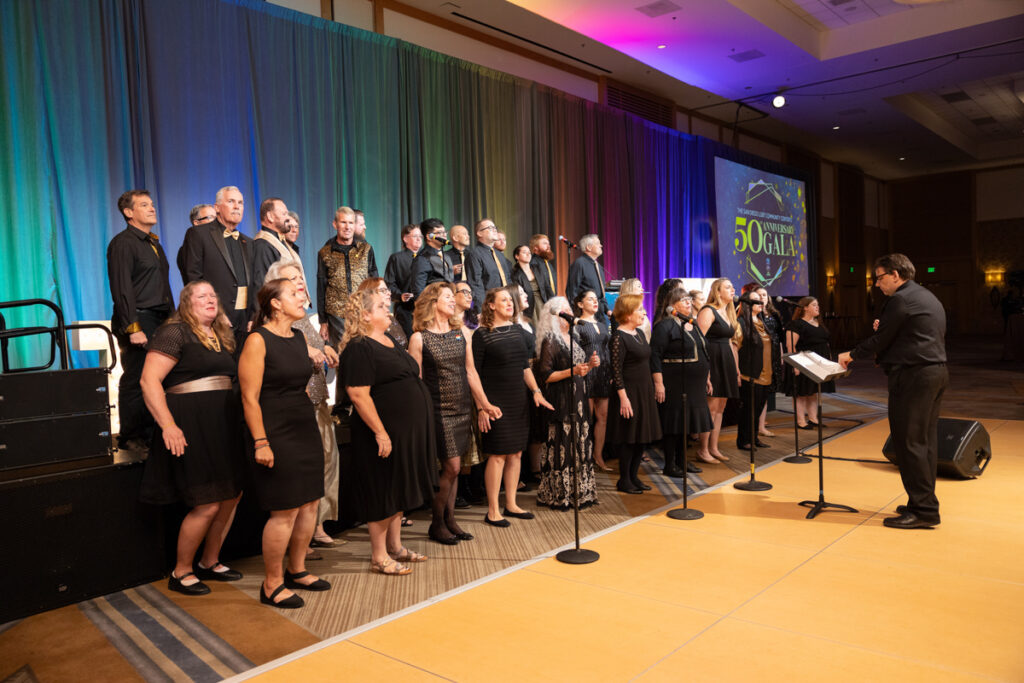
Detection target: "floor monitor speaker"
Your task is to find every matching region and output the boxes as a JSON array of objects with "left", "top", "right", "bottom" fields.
[{"left": 882, "top": 418, "right": 991, "bottom": 479}]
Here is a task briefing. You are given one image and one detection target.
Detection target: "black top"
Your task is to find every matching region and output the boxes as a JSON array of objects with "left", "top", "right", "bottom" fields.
[
  {"left": 566, "top": 256, "right": 607, "bottom": 323},
  {"left": 444, "top": 247, "right": 470, "bottom": 283},
  {"left": 511, "top": 264, "right": 539, "bottom": 320},
  {"left": 465, "top": 243, "right": 512, "bottom": 309},
  {"left": 650, "top": 318, "right": 687, "bottom": 372},
  {"left": 851, "top": 280, "right": 947, "bottom": 368},
  {"left": 148, "top": 322, "right": 236, "bottom": 387},
  {"left": 737, "top": 314, "right": 765, "bottom": 379},
  {"left": 107, "top": 225, "right": 173, "bottom": 333},
  {"left": 411, "top": 244, "right": 453, "bottom": 296},
  {"left": 384, "top": 248, "right": 418, "bottom": 312}
]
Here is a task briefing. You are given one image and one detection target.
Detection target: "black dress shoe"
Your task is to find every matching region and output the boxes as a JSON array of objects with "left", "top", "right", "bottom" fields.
[
  {"left": 662, "top": 466, "right": 684, "bottom": 478},
  {"left": 616, "top": 481, "right": 642, "bottom": 494},
  {"left": 883, "top": 512, "right": 939, "bottom": 529},
  {"left": 633, "top": 481, "right": 652, "bottom": 491},
  {"left": 168, "top": 572, "right": 211, "bottom": 596},
  {"left": 686, "top": 462, "right": 703, "bottom": 474},
  {"left": 261, "top": 582, "right": 304, "bottom": 609},
  {"left": 194, "top": 563, "right": 243, "bottom": 582},
  {"left": 896, "top": 504, "right": 909, "bottom": 514},
  {"left": 502, "top": 508, "right": 534, "bottom": 520},
  {"left": 284, "top": 570, "right": 331, "bottom": 591},
  {"left": 484, "top": 514, "right": 511, "bottom": 527},
  {"left": 454, "top": 495, "right": 471, "bottom": 509},
  {"left": 797, "top": 423, "right": 815, "bottom": 431},
  {"left": 452, "top": 530, "right": 474, "bottom": 541}
]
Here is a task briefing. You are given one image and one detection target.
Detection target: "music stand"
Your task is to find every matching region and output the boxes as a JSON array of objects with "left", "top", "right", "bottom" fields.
[{"left": 784, "top": 352, "right": 857, "bottom": 519}]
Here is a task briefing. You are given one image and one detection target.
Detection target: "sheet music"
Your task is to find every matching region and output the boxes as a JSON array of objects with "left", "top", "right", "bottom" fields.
[{"left": 783, "top": 351, "right": 849, "bottom": 383}]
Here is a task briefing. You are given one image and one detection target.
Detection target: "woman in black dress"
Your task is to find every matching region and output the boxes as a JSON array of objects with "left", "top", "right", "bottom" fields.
[
  {"left": 696, "top": 278, "right": 740, "bottom": 464},
  {"left": 239, "top": 279, "right": 330, "bottom": 609},
  {"left": 339, "top": 289, "right": 438, "bottom": 574},
  {"left": 534, "top": 297, "right": 599, "bottom": 508},
  {"left": 735, "top": 292, "right": 772, "bottom": 450},
  {"left": 408, "top": 282, "right": 500, "bottom": 545},
  {"left": 472, "top": 287, "right": 552, "bottom": 527},
  {"left": 575, "top": 290, "right": 612, "bottom": 471},
  {"left": 510, "top": 244, "right": 541, "bottom": 322},
  {"left": 607, "top": 294, "right": 663, "bottom": 494},
  {"left": 786, "top": 297, "right": 835, "bottom": 428},
  {"left": 651, "top": 286, "right": 713, "bottom": 477},
  {"left": 140, "top": 281, "right": 245, "bottom": 596}
]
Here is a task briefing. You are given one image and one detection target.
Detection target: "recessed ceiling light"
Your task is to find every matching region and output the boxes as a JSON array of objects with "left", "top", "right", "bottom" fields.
[
  {"left": 832, "top": 125, "right": 840, "bottom": 130},
  {"left": 899, "top": 157, "right": 906, "bottom": 161},
  {"left": 657, "top": 44, "right": 667, "bottom": 49},
  {"left": 772, "top": 94, "right": 786, "bottom": 109}
]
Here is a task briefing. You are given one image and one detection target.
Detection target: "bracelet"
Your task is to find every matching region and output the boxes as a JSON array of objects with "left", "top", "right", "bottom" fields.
[
  {"left": 254, "top": 437, "right": 268, "bottom": 445},
  {"left": 255, "top": 443, "right": 270, "bottom": 451},
  {"left": 532, "top": 388, "right": 541, "bottom": 394}
]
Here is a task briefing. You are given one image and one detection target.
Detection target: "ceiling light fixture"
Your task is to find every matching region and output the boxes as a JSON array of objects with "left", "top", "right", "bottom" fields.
[
  {"left": 832, "top": 125, "right": 840, "bottom": 130},
  {"left": 657, "top": 44, "right": 667, "bottom": 49},
  {"left": 772, "top": 94, "right": 786, "bottom": 109}
]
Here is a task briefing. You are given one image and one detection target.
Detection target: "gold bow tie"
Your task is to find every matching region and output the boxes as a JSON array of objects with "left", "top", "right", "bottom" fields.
[{"left": 223, "top": 229, "right": 239, "bottom": 240}]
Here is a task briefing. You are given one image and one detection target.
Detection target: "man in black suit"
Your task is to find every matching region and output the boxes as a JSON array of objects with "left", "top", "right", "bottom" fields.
[
  {"left": 252, "top": 197, "right": 307, "bottom": 305},
  {"left": 465, "top": 218, "right": 511, "bottom": 309},
  {"left": 384, "top": 223, "right": 422, "bottom": 336},
  {"left": 566, "top": 233, "right": 608, "bottom": 323},
  {"left": 528, "top": 233, "right": 557, "bottom": 304},
  {"left": 181, "top": 185, "right": 254, "bottom": 349},
  {"left": 176, "top": 203, "right": 216, "bottom": 284},
  {"left": 839, "top": 253, "right": 948, "bottom": 530},
  {"left": 107, "top": 189, "right": 173, "bottom": 451},
  {"left": 411, "top": 218, "right": 453, "bottom": 296}
]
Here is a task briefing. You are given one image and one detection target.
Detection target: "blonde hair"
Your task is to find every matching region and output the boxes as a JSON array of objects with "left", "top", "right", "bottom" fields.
[
  {"left": 340, "top": 289, "right": 378, "bottom": 347},
  {"left": 172, "top": 281, "right": 235, "bottom": 353},
  {"left": 619, "top": 278, "right": 643, "bottom": 296},
  {"left": 334, "top": 205, "right": 355, "bottom": 221},
  {"left": 413, "top": 282, "right": 458, "bottom": 332},
  {"left": 707, "top": 278, "right": 741, "bottom": 344}
]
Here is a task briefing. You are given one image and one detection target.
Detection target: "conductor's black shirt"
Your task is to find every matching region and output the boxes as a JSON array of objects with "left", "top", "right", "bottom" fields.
[{"left": 851, "top": 280, "right": 946, "bottom": 369}]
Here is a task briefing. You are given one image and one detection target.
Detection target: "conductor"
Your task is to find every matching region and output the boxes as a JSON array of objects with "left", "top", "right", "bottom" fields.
[{"left": 838, "top": 253, "right": 948, "bottom": 530}]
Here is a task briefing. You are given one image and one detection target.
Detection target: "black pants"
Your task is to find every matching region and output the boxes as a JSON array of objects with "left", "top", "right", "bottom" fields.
[
  {"left": 395, "top": 306, "right": 414, "bottom": 338},
  {"left": 887, "top": 363, "right": 948, "bottom": 523},
  {"left": 115, "top": 308, "right": 168, "bottom": 444},
  {"left": 736, "top": 380, "right": 769, "bottom": 448}
]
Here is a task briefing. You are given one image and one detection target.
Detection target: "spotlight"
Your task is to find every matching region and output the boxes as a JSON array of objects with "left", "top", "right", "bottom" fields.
[
  {"left": 772, "top": 94, "right": 786, "bottom": 109},
  {"left": 657, "top": 44, "right": 667, "bottom": 49},
  {"left": 832, "top": 125, "right": 840, "bottom": 130}
]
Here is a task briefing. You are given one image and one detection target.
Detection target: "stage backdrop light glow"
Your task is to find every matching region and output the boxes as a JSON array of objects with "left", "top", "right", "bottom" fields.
[{"left": 713, "top": 157, "right": 809, "bottom": 296}]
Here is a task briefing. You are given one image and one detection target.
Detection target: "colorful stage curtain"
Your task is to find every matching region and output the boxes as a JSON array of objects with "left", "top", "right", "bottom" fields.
[{"left": 1, "top": 0, "right": 784, "bottom": 367}]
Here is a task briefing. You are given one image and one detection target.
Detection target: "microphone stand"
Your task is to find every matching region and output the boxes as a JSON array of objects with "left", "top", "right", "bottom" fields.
[
  {"left": 556, "top": 239, "right": 598, "bottom": 565},
  {"left": 667, "top": 393, "right": 703, "bottom": 520},
  {"left": 734, "top": 303, "right": 772, "bottom": 492}
]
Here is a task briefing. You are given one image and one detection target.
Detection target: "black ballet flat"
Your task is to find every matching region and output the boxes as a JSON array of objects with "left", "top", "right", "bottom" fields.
[
  {"left": 484, "top": 514, "right": 511, "bottom": 527},
  {"left": 284, "top": 570, "right": 331, "bottom": 591},
  {"left": 168, "top": 572, "right": 210, "bottom": 596},
  {"left": 502, "top": 508, "right": 534, "bottom": 520},
  {"left": 429, "top": 530, "right": 460, "bottom": 545},
  {"left": 686, "top": 462, "right": 703, "bottom": 474},
  {"left": 452, "top": 530, "right": 474, "bottom": 541},
  {"left": 194, "top": 563, "right": 242, "bottom": 582},
  {"left": 260, "top": 582, "right": 304, "bottom": 609}
]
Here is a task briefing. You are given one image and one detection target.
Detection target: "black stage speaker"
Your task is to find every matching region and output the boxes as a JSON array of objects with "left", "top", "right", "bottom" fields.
[
  {"left": 0, "top": 460, "right": 165, "bottom": 623},
  {"left": 883, "top": 418, "right": 992, "bottom": 479},
  {"left": 0, "top": 368, "right": 112, "bottom": 479}
]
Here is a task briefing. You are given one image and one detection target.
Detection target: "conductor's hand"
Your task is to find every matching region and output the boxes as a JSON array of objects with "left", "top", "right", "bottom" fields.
[
  {"left": 872, "top": 319, "right": 880, "bottom": 332},
  {"left": 162, "top": 424, "right": 187, "bottom": 457},
  {"left": 129, "top": 331, "right": 148, "bottom": 347},
  {"left": 255, "top": 445, "right": 274, "bottom": 468},
  {"left": 837, "top": 351, "right": 852, "bottom": 369},
  {"left": 620, "top": 396, "right": 633, "bottom": 419},
  {"left": 375, "top": 431, "right": 392, "bottom": 458}
]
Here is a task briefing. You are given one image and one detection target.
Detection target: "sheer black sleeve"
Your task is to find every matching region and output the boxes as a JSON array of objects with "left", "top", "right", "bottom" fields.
[
  {"left": 148, "top": 322, "right": 188, "bottom": 360},
  {"left": 609, "top": 330, "right": 627, "bottom": 390}
]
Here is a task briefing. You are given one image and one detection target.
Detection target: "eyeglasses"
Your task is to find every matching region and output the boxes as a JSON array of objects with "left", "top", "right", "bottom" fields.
[
  {"left": 376, "top": 286, "right": 389, "bottom": 294},
  {"left": 456, "top": 289, "right": 472, "bottom": 296},
  {"left": 873, "top": 271, "right": 893, "bottom": 283}
]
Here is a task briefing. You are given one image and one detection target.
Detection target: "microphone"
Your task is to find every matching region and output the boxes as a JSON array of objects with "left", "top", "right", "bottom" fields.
[
  {"left": 671, "top": 310, "right": 696, "bottom": 324},
  {"left": 558, "top": 235, "right": 579, "bottom": 249},
  {"left": 432, "top": 235, "right": 450, "bottom": 246},
  {"left": 558, "top": 311, "right": 584, "bottom": 326},
  {"left": 734, "top": 294, "right": 763, "bottom": 306},
  {"left": 774, "top": 295, "right": 802, "bottom": 305}
]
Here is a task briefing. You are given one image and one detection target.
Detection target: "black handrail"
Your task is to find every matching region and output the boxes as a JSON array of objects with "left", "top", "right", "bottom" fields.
[{"left": 0, "top": 299, "right": 118, "bottom": 373}]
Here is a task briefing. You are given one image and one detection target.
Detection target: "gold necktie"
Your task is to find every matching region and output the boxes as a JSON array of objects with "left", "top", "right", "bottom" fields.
[
  {"left": 545, "top": 260, "right": 555, "bottom": 291},
  {"left": 492, "top": 248, "right": 507, "bottom": 286},
  {"left": 459, "top": 251, "right": 466, "bottom": 281},
  {"left": 223, "top": 229, "right": 239, "bottom": 240},
  {"left": 147, "top": 233, "right": 159, "bottom": 256}
]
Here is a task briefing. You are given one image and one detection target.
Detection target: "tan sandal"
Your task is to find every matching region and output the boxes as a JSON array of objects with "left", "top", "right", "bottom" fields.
[
  {"left": 388, "top": 547, "right": 427, "bottom": 563},
  {"left": 371, "top": 558, "right": 412, "bottom": 575}
]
